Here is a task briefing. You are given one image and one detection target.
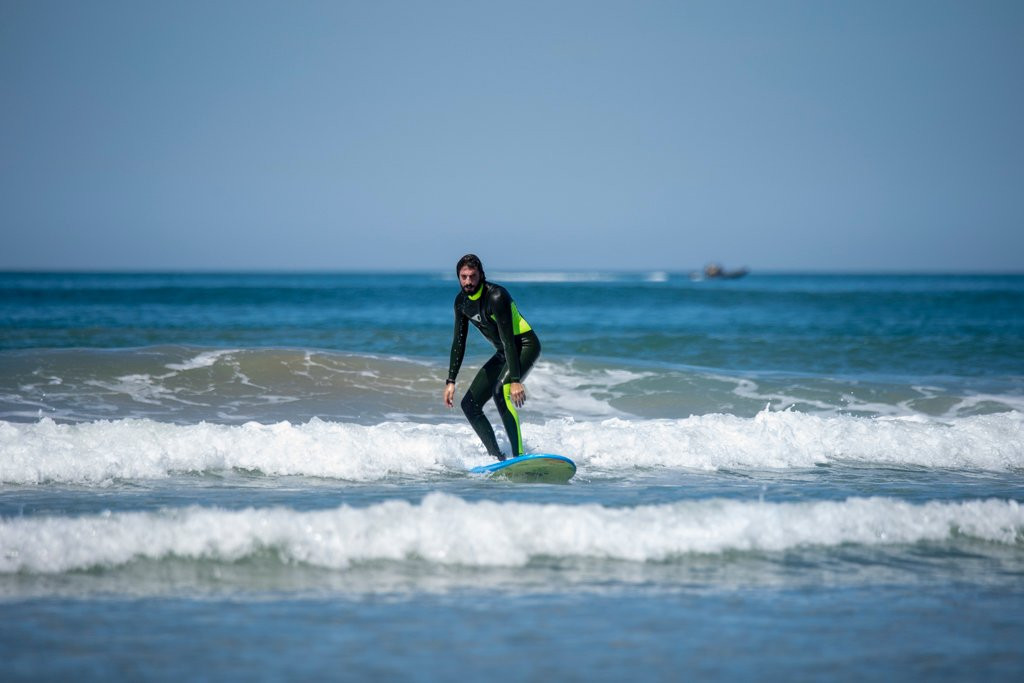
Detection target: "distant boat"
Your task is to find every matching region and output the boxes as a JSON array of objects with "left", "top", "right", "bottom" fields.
[{"left": 691, "top": 263, "right": 749, "bottom": 280}]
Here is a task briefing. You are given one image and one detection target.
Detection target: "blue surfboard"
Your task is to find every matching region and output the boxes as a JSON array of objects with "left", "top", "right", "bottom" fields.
[{"left": 470, "top": 453, "right": 576, "bottom": 483}]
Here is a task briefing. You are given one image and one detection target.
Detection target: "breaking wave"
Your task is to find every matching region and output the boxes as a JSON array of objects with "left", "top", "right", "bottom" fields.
[
  {"left": 1, "top": 409, "right": 1022, "bottom": 485},
  {"left": 2, "top": 494, "right": 1021, "bottom": 575}
]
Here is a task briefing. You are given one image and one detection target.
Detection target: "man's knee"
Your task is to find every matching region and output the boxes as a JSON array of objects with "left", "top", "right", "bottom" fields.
[{"left": 461, "top": 392, "right": 482, "bottom": 418}]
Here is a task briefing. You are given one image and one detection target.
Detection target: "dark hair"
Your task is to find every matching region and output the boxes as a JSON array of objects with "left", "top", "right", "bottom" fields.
[{"left": 456, "top": 253, "right": 485, "bottom": 280}]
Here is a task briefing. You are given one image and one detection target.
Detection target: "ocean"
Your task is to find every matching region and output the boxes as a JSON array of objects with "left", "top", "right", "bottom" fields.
[{"left": 1, "top": 271, "right": 1022, "bottom": 680}]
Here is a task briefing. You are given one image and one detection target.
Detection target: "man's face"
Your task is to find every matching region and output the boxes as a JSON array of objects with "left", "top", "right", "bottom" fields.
[{"left": 459, "top": 266, "right": 481, "bottom": 294}]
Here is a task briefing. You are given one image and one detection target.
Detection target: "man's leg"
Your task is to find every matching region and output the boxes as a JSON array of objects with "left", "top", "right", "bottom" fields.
[
  {"left": 491, "top": 334, "right": 541, "bottom": 458},
  {"left": 461, "top": 354, "right": 506, "bottom": 459}
]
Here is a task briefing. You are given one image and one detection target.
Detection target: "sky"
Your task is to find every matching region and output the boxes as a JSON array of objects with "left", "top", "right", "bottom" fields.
[{"left": 1, "top": 0, "right": 1022, "bottom": 272}]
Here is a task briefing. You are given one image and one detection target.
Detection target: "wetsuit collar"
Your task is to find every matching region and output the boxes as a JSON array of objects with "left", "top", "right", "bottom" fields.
[{"left": 468, "top": 282, "right": 484, "bottom": 300}]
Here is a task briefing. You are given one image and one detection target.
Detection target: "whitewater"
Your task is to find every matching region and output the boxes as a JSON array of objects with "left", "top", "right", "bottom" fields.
[
  {"left": 4, "top": 494, "right": 1022, "bottom": 575},
  {"left": 2, "top": 409, "right": 1022, "bottom": 485}
]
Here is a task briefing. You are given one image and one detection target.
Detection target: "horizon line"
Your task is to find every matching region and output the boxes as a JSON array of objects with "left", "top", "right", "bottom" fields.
[{"left": 2, "top": 267, "right": 1023, "bottom": 276}]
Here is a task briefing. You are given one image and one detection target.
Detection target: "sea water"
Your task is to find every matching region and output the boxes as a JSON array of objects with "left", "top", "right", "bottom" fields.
[{"left": 1, "top": 272, "right": 1022, "bottom": 680}]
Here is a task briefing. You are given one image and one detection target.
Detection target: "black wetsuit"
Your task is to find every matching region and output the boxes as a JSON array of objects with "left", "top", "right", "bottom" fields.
[{"left": 447, "top": 281, "right": 541, "bottom": 459}]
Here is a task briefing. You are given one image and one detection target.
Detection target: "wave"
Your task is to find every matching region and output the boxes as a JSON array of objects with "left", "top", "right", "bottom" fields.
[
  {"left": 0, "top": 348, "right": 636, "bottom": 424},
  {"left": 4, "top": 347, "right": 1023, "bottom": 427},
  {"left": 1, "top": 409, "right": 1022, "bottom": 485},
  {"left": 2, "top": 494, "right": 1020, "bottom": 575}
]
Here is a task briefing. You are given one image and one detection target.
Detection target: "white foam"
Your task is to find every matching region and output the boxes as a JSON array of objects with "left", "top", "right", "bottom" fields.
[
  {"left": 721, "top": 376, "right": 849, "bottom": 414},
  {"left": 941, "top": 391, "right": 1024, "bottom": 419},
  {"left": 0, "top": 417, "right": 476, "bottom": 485},
  {"left": 73, "top": 350, "right": 242, "bottom": 410},
  {"left": 526, "top": 360, "right": 649, "bottom": 419},
  {"left": 537, "top": 408, "right": 1024, "bottom": 472},
  {"left": 1, "top": 409, "right": 1022, "bottom": 485},
  {"left": 1, "top": 494, "right": 1020, "bottom": 574},
  {"left": 84, "top": 375, "right": 177, "bottom": 406},
  {"left": 716, "top": 374, "right": 1024, "bottom": 419},
  {"left": 165, "top": 350, "right": 239, "bottom": 372}
]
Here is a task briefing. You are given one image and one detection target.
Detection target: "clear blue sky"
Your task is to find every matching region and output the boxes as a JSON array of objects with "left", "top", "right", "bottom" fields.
[{"left": 2, "top": 0, "right": 1022, "bottom": 272}]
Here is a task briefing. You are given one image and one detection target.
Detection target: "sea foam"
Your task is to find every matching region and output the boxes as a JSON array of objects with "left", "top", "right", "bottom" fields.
[
  {"left": 1, "top": 409, "right": 1022, "bottom": 485},
  {"left": 1, "top": 494, "right": 1021, "bottom": 574}
]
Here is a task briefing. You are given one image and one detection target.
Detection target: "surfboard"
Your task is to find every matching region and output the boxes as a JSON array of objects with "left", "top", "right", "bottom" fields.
[{"left": 469, "top": 453, "right": 576, "bottom": 483}]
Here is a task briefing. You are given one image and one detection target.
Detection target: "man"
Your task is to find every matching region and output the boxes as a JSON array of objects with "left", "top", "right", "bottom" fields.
[{"left": 444, "top": 254, "right": 541, "bottom": 460}]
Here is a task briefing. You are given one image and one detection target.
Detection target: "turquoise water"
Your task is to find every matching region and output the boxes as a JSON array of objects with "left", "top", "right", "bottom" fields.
[{"left": 2, "top": 272, "right": 1023, "bottom": 680}]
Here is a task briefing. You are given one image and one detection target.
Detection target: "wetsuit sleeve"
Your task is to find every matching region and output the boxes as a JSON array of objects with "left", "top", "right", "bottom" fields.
[
  {"left": 447, "top": 297, "right": 468, "bottom": 382},
  {"left": 490, "top": 288, "right": 522, "bottom": 382}
]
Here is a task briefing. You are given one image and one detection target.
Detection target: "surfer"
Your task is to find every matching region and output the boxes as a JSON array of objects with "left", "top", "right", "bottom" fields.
[{"left": 443, "top": 254, "right": 541, "bottom": 461}]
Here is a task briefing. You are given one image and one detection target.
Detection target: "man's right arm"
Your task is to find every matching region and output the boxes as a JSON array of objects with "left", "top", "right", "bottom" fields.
[{"left": 447, "top": 297, "right": 468, "bottom": 384}]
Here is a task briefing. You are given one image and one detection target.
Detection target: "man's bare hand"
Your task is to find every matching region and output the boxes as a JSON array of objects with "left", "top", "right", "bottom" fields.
[{"left": 509, "top": 382, "right": 526, "bottom": 408}]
